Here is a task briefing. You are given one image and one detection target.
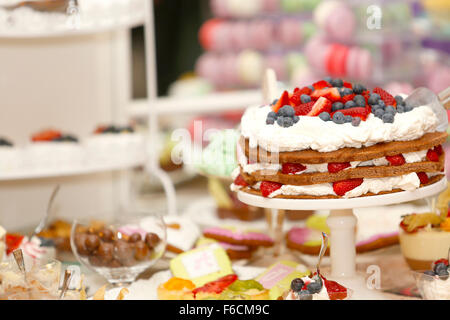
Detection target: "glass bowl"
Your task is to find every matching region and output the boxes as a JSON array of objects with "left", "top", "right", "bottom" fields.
[
  {"left": 70, "top": 212, "right": 166, "bottom": 285},
  {"left": 413, "top": 271, "right": 450, "bottom": 300}
]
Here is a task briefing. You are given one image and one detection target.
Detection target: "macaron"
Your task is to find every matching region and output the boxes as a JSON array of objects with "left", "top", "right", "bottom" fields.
[
  {"left": 199, "top": 18, "right": 223, "bottom": 51},
  {"left": 356, "top": 48, "right": 373, "bottom": 80},
  {"left": 237, "top": 50, "right": 264, "bottom": 86},
  {"left": 313, "top": 0, "right": 341, "bottom": 29},
  {"left": 248, "top": 19, "right": 274, "bottom": 51},
  {"left": 325, "top": 4, "right": 355, "bottom": 42},
  {"left": 278, "top": 18, "right": 303, "bottom": 48}
]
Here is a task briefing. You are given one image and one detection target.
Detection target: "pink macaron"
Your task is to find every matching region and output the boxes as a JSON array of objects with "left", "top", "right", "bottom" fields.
[
  {"left": 248, "top": 19, "right": 274, "bottom": 51},
  {"left": 355, "top": 48, "right": 373, "bottom": 80},
  {"left": 325, "top": 4, "right": 355, "bottom": 42},
  {"left": 278, "top": 18, "right": 303, "bottom": 48}
]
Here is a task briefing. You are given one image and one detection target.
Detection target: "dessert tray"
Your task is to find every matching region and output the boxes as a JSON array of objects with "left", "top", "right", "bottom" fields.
[{"left": 97, "top": 265, "right": 265, "bottom": 300}]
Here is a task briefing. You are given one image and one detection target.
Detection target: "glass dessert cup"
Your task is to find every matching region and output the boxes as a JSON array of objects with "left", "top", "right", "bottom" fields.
[
  {"left": 70, "top": 212, "right": 167, "bottom": 286},
  {"left": 413, "top": 271, "right": 450, "bottom": 300}
]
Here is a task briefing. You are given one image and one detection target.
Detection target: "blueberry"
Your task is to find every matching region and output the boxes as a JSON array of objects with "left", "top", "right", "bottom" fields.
[
  {"left": 332, "top": 112, "right": 345, "bottom": 124},
  {"left": 290, "top": 278, "right": 304, "bottom": 292},
  {"left": 271, "top": 98, "right": 278, "bottom": 106},
  {"left": 293, "top": 116, "right": 299, "bottom": 123},
  {"left": 368, "top": 93, "right": 380, "bottom": 105},
  {"left": 268, "top": 111, "right": 277, "bottom": 119},
  {"left": 394, "top": 95, "right": 404, "bottom": 105},
  {"left": 319, "top": 112, "right": 331, "bottom": 121},
  {"left": 277, "top": 116, "right": 284, "bottom": 126},
  {"left": 344, "top": 115, "right": 353, "bottom": 123},
  {"left": 352, "top": 117, "right": 361, "bottom": 127},
  {"left": 385, "top": 105, "right": 396, "bottom": 115},
  {"left": 266, "top": 117, "right": 275, "bottom": 125},
  {"left": 345, "top": 101, "right": 356, "bottom": 109},
  {"left": 353, "top": 95, "right": 366, "bottom": 107},
  {"left": 405, "top": 104, "right": 414, "bottom": 112},
  {"left": 306, "top": 281, "right": 322, "bottom": 294},
  {"left": 278, "top": 105, "right": 295, "bottom": 117},
  {"left": 378, "top": 100, "right": 385, "bottom": 107},
  {"left": 374, "top": 108, "right": 385, "bottom": 118},
  {"left": 371, "top": 104, "right": 382, "bottom": 112},
  {"left": 332, "top": 102, "right": 344, "bottom": 112},
  {"left": 308, "top": 85, "right": 315, "bottom": 91},
  {"left": 353, "top": 84, "right": 366, "bottom": 94},
  {"left": 330, "top": 78, "right": 343, "bottom": 87},
  {"left": 282, "top": 117, "right": 294, "bottom": 127},
  {"left": 434, "top": 262, "right": 448, "bottom": 275},
  {"left": 300, "top": 94, "right": 311, "bottom": 103},
  {"left": 340, "top": 88, "right": 353, "bottom": 96},
  {"left": 298, "top": 290, "right": 313, "bottom": 300},
  {"left": 324, "top": 76, "right": 332, "bottom": 83},
  {"left": 382, "top": 113, "right": 394, "bottom": 123},
  {"left": 397, "top": 105, "right": 405, "bottom": 113}
]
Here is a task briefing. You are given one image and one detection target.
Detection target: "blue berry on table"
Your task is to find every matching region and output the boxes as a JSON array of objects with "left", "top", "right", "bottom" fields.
[
  {"left": 277, "top": 116, "right": 284, "bottom": 126},
  {"left": 271, "top": 99, "right": 278, "bottom": 105},
  {"left": 278, "top": 105, "right": 295, "bottom": 117},
  {"left": 345, "top": 101, "right": 356, "bottom": 109},
  {"left": 300, "top": 94, "right": 311, "bottom": 103},
  {"left": 352, "top": 117, "right": 361, "bottom": 127},
  {"left": 405, "top": 104, "right": 414, "bottom": 112},
  {"left": 434, "top": 262, "right": 449, "bottom": 275},
  {"left": 382, "top": 113, "right": 394, "bottom": 123},
  {"left": 282, "top": 117, "right": 294, "bottom": 127},
  {"left": 340, "top": 88, "right": 353, "bottom": 96},
  {"left": 371, "top": 104, "right": 382, "bottom": 112},
  {"left": 268, "top": 111, "right": 277, "bottom": 119},
  {"left": 385, "top": 105, "right": 396, "bottom": 115},
  {"left": 397, "top": 105, "right": 405, "bottom": 113},
  {"left": 332, "top": 112, "right": 345, "bottom": 124},
  {"left": 266, "top": 117, "right": 275, "bottom": 125},
  {"left": 353, "top": 95, "right": 366, "bottom": 107},
  {"left": 319, "top": 112, "right": 331, "bottom": 121},
  {"left": 374, "top": 108, "right": 385, "bottom": 118},
  {"left": 307, "top": 281, "right": 322, "bottom": 294},
  {"left": 378, "top": 100, "right": 385, "bottom": 108},
  {"left": 291, "top": 278, "right": 304, "bottom": 292},
  {"left": 344, "top": 115, "right": 353, "bottom": 123},
  {"left": 293, "top": 115, "right": 299, "bottom": 123},
  {"left": 330, "top": 78, "right": 343, "bottom": 87},
  {"left": 332, "top": 102, "right": 344, "bottom": 112},
  {"left": 394, "top": 95, "right": 403, "bottom": 105},
  {"left": 368, "top": 93, "right": 380, "bottom": 105},
  {"left": 352, "top": 84, "right": 366, "bottom": 94},
  {"left": 298, "top": 290, "right": 313, "bottom": 300}
]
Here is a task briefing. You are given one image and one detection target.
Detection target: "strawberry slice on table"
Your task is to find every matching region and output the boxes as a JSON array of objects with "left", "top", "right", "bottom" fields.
[
  {"left": 312, "top": 80, "right": 331, "bottom": 90},
  {"left": 343, "top": 81, "right": 353, "bottom": 89},
  {"left": 373, "top": 87, "right": 396, "bottom": 107},
  {"left": 324, "top": 278, "right": 348, "bottom": 300},
  {"left": 294, "top": 101, "right": 315, "bottom": 116},
  {"left": 386, "top": 154, "right": 405, "bottom": 166},
  {"left": 417, "top": 172, "right": 429, "bottom": 184},
  {"left": 311, "top": 87, "right": 341, "bottom": 102},
  {"left": 331, "top": 107, "right": 369, "bottom": 121},
  {"left": 289, "top": 93, "right": 301, "bottom": 106},
  {"left": 272, "top": 90, "right": 290, "bottom": 112},
  {"left": 260, "top": 181, "right": 282, "bottom": 197},
  {"left": 293, "top": 86, "right": 313, "bottom": 96},
  {"left": 234, "top": 175, "right": 248, "bottom": 187},
  {"left": 307, "top": 97, "right": 332, "bottom": 116},
  {"left": 192, "top": 274, "right": 238, "bottom": 298},
  {"left": 361, "top": 90, "right": 371, "bottom": 103},
  {"left": 281, "top": 163, "right": 307, "bottom": 174},
  {"left": 333, "top": 178, "right": 363, "bottom": 196},
  {"left": 31, "top": 129, "right": 62, "bottom": 142},
  {"left": 426, "top": 149, "right": 439, "bottom": 162},
  {"left": 341, "top": 93, "right": 355, "bottom": 103},
  {"left": 328, "top": 162, "right": 351, "bottom": 173},
  {"left": 6, "top": 234, "right": 24, "bottom": 255}
]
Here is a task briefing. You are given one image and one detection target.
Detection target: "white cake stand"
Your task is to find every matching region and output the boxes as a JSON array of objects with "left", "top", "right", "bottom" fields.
[{"left": 237, "top": 178, "right": 447, "bottom": 299}]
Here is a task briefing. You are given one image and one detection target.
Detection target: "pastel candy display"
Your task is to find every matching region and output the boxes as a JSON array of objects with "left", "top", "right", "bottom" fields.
[
  {"left": 264, "top": 54, "right": 286, "bottom": 80},
  {"left": 278, "top": 18, "right": 302, "bottom": 48},
  {"left": 248, "top": 19, "right": 274, "bottom": 51},
  {"left": 315, "top": 1, "right": 355, "bottom": 42},
  {"left": 256, "top": 260, "right": 310, "bottom": 300},
  {"left": 170, "top": 244, "right": 233, "bottom": 287},
  {"left": 237, "top": 50, "right": 264, "bottom": 86}
]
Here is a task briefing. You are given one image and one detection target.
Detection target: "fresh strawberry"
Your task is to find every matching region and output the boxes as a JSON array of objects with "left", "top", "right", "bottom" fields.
[
  {"left": 31, "top": 129, "right": 62, "bottom": 142},
  {"left": 6, "top": 234, "right": 24, "bottom": 255},
  {"left": 333, "top": 178, "right": 363, "bottom": 196},
  {"left": 234, "top": 175, "right": 248, "bottom": 187},
  {"left": 361, "top": 90, "right": 371, "bottom": 103},
  {"left": 433, "top": 259, "right": 449, "bottom": 267},
  {"left": 417, "top": 172, "right": 429, "bottom": 184},
  {"left": 426, "top": 149, "right": 439, "bottom": 162},
  {"left": 260, "top": 181, "right": 282, "bottom": 197},
  {"left": 289, "top": 93, "right": 301, "bottom": 106},
  {"left": 343, "top": 81, "right": 353, "bottom": 89},
  {"left": 312, "top": 80, "right": 331, "bottom": 90},
  {"left": 282, "top": 163, "right": 307, "bottom": 174},
  {"left": 373, "top": 87, "right": 396, "bottom": 107},
  {"left": 386, "top": 154, "right": 405, "bottom": 166},
  {"left": 324, "top": 279, "right": 348, "bottom": 300},
  {"left": 434, "top": 144, "right": 443, "bottom": 156},
  {"left": 328, "top": 162, "right": 351, "bottom": 173},
  {"left": 307, "top": 97, "right": 332, "bottom": 116},
  {"left": 331, "top": 107, "right": 369, "bottom": 121},
  {"left": 272, "top": 90, "right": 290, "bottom": 112},
  {"left": 192, "top": 274, "right": 238, "bottom": 297},
  {"left": 293, "top": 86, "right": 312, "bottom": 96},
  {"left": 341, "top": 93, "right": 355, "bottom": 103},
  {"left": 311, "top": 88, "right": 341, "bottom": 102},
  {"left": 294, "top": 101, "right": 315, "bottom": 116}
]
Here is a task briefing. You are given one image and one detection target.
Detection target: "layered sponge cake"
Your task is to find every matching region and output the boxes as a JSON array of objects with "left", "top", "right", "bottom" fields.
[{"left": 231, "top": 79, "right": 447, "bottom": 199}]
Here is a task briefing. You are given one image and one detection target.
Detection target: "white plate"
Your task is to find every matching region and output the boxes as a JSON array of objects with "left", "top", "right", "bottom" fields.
[{"left": 99, "top": 265, "right": 265, "bottom": 300}]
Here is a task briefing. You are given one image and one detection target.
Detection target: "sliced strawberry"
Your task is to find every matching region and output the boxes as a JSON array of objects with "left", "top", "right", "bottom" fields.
[
  {"left": 328, "top": 162, "right": 351, "bottom": 173},
  {"left": 289, "top": 93, "right": 301, "bottom": 106},
  {"left": 343, "top": 81, "right": 352, "bottom": 89},
  {"left": 307, "top": 97, "right": 332, "bottom": 116},
  {"left": 282, "top": 163, "right": 307, "bottom": 174},
  {"left": 333, "top": 178, "right": 364, "bottom": 196},
  {"left": 434, "top": 144, "right": 443, "bottom": 156},
  {"left": 192, "top": 274, "right": 238, "bottom": 297},
  {"left": 341, "top": 93, "right": 355, "bottom": 103},
  {"left": 324, "top": 279, "right": 348, "bottom": 300},
  {"left": 234, "top": 175, "right": 248, "bottom": 187},
  {"left": 426, "top": 149, "right": 439, "bottom": 162},
  {"left": 386, "top": 154, "right": 405, "bottom": 166},
  {"left": 6, "top": 234, "right": 24, "bottom": 255},
  {"left": 311, "top": 88, "right": 341, "bottom": 102},
  {"left": 260, "top": 181, "right": 282, "bottom": 197},
  {"left": 293, "top": 86, "right": 312, "bottom": 96},
  {"left": 32, "top": 129, "right": 62, "bottom": 142},
  {"left": 361, "top": 90, "right": 371, "bottom": 103},
  {"left": 331, "top": 107, "right": 368, "bottom": 121},
  {"left": 294, "top": 101, "right": 315, "bottom": 116},
  {"left": 433, "top": 259, "right": 449, "bottom": 267},
  {"left": 417, "top": 172, "right": 429, "bottom": 184},
  {"left": 312, "top": 80, "right": 331, "bottom": 90},
  {"left": 373, "top": 87, "right": 396, "bottom": 107},
  {"left": 272, "top": 90, "right": 290, "bottom": 112}
]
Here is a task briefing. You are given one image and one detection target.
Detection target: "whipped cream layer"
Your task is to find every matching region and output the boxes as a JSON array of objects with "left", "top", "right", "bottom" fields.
[
  {"left": 232, "top": 172, "right": 430, "bottom": 198},
  {"left": 241, "top": 105, "right": 439, "bottom": 153}
]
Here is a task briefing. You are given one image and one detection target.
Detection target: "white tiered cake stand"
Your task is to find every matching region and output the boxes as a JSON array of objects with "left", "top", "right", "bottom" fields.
[{"left": 237, "top": 178, "right": 447, "bottom": 299}]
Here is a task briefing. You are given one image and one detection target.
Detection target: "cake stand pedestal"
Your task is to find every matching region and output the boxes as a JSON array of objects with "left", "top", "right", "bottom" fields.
[{"left": 237, "top": 178, "right": 447, "bottom": 299}]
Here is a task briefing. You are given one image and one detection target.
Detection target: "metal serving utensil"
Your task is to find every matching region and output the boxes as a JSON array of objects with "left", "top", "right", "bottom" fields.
[
  {"left": 316, "top": 232, "right": 328, "bottom": 274},
  {"left": 12, "top": 249, "right": 28, "bottom": 284},
  {"left": 59, "top": 269, "right": 73, "bottom": 299},
  {"left": 31, "top": 185, "right": 60, "bottom": 239}
]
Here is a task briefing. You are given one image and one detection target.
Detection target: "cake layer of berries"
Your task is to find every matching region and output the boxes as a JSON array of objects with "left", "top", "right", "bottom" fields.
[{"left": 232, "top": 79, "right": 447, "bottom": 199}]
